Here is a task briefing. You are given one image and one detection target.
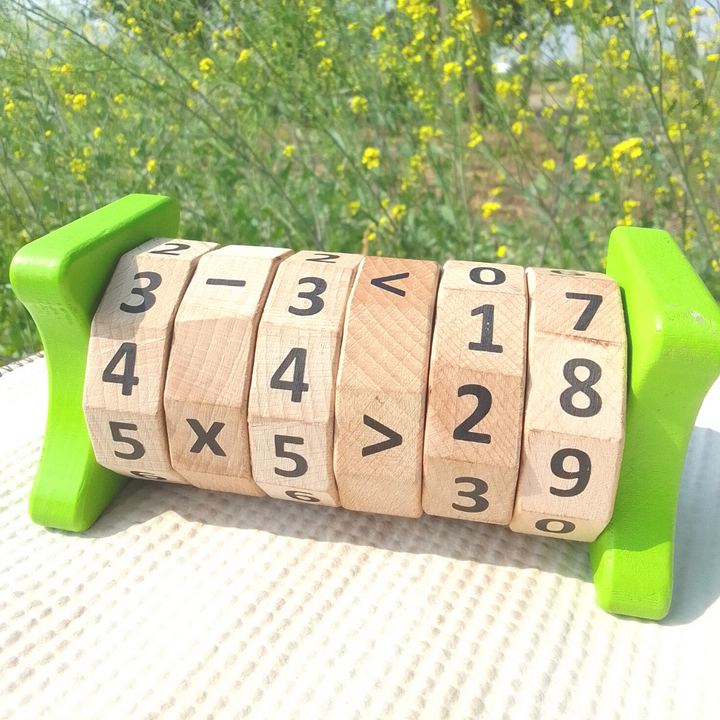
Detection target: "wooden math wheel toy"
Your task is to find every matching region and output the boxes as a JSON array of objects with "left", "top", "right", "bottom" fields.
[{"left": 9, "top": 195, "right": 720, "bottom": 621}]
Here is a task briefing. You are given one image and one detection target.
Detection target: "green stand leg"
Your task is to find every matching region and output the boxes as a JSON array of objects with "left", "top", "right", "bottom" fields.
[
  {"left": 9, "top": 195, "right": 179, "bottom": 532},
  {"left": 590, "top": 227, "right": 720, "bottom": 620}
]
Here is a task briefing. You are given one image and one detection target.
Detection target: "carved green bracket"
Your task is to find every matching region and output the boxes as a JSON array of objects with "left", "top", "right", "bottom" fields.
[
  {"left": 590, "top": 227, "right": 720, "bottom": 619},
  {"left": 9, "top": 194, "right": 179, "bottom": 531}
]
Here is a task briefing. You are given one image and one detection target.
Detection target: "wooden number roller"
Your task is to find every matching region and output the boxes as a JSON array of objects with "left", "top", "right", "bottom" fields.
[{"left": 10, "top": 195, "right": 720, "bottom": 620}]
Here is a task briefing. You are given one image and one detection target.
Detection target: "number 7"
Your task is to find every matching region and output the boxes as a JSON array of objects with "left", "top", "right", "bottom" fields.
[{"left": 565, "top": 292, "right": 603, "bottom": 331}]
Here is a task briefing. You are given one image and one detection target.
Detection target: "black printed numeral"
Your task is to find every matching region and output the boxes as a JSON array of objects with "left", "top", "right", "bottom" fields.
[
  {"left": 305, "top": 253, "right": 340, "bottom": 263},
  {"left": 469, "top": 266, "right": 506, "bottom": 286},
  {"left": 289, "top": 277, "right": 327, "bottom": 316},
  {"left": 452, "top": 477, "right": 489, "bottom": 513},
  {"left": 550, "top": 269, "right": 585, "bottom": 277},
  {"left": 559, "top": 358, "right": 602, "bottom": 418},
  {"left": 286, "top": 490, "right": 320, "bottom": 502},
  {"left": 109, "top": 421, "right": 145, "bottom": 460},
  {"left": 565, "top": 292, "right": 602, "bottom": 331},
  {"left": 120, "top": 271, "right": 162, "bottom": 314},
  {"left": 453, "top": 384, "right": 492, "bottom": 444},
  {"left": 274, "top": 435, "right": 308, "bottom": 478},
  {"left": 149, "top": 242, "right": 191, "bottom": 256},
  {"left": 102, "top": 342, "right": 139, "bottom": 396},
  {"left": 270, "top": 348, "right": 309, "bottom": 402},
  {"left": 130, "top": 470, "right": 167, "bottom": 480},
  {"left": 468, "top": 304, "right": 503, "bottom": 354},
  {"left": 535, "top": 519, "right": 576, "bottom": 534},
  {"left": 549, "top": 448, "right": 591, "bottom": 497}
]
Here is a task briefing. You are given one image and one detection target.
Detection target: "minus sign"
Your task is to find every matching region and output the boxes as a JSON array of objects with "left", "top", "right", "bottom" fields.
[{"left": 206, "top": 278, "right": 246, "bottom": 287}]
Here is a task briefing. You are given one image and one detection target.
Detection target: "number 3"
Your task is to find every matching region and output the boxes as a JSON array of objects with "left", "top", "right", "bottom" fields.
[{"left": 452, "top": 477, "right": 489, "bottom": 513}]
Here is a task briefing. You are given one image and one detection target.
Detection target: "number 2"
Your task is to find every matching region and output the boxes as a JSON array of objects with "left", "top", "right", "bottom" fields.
[
  {"left": 453, "top": 384, "right": 492, "bottom": 444},
  {"left": 149, "top": 242, "right": 190, "bottom": 256}
]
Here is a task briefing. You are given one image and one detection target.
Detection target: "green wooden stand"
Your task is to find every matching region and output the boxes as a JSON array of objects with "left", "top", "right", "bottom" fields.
[
  {"left": 9, "top": 194, "right": 179, "bottom": 532},
  {"left": 9, "top": 195, "right": 720, "bottom": 619}
]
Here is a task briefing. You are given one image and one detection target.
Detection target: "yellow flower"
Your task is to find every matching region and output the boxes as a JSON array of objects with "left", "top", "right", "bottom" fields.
[
  {"left": 640, "top": 9, "right": 653, "bottom": 20},
  {"left": 93, "top": 127, "right": 102, "bottom": 138},
  {"left": 372, "top": 25, "right": 386, "bottom": 39},
  {"left": 130, "top": 148, "right": 138, "bottom": 158},
  {"left": 511, "top": 121, "right": 523, "bottom": 135},
  {"left": 543, "top": 159, "right": 555, "bottom": 171},
  {"left": 497, "top": 245, "right": 507, "bottom": 258},
  {"left": 623, "top": 199, "right": 639, "bottom": 213},
  {"left": 348, "top": 201, "right": 360, "bottom": 216},
  {"left": 114, "top": 93, "right": 125, "bottom": 104},
  {"left": 482, "top": 202, "right": 501, "bottom": 218},
  {"left": 419, "top": 126, "right": 436, "bottom": 143},
  {"left": 237, "top": 49, "right": 251, "bottom": 63},
  {"left": 45, "top": 130, "right": 52, "bottom": 137},
  {"left": 409, "top": 154, "right": 423, "bottom": 171},
  {"left": 392, "top": 204, "right": 407, "bottom": 220},
  {"left": 574, "top": 154, "right": 587, "bottom": 170},
  {"left": 712, "top": 259, "right": 719, "bottom": 272},
  {"left": 72, "top": 94, "right": 87, "bottom": 111},
  {"left": 60, "top": 63, "right": 71, "bottom": 73},
  {"left": 147, "top": 160, "right": 157, "bottom": 172},
  {"left": 589, "top": 192, "right": 600, "bottom": 202},
  {"left": 199, "top": 57, "right": 214, "bottom": 73},
  {"left": 468, "top": 126, "right": 483, "bottom": 148},
  {"left": 69, "top": 158, "right": 88, "bottom": 175},
  {"left": 496, "top": 80, "right": 510, "bottom": 98},
  {"left": 709, "top": 54, "right": 720, "bottom": 62},
  {"left": 362, "top": 147, "right": 380, "bottom": 169},
  {"left": 351, "top": 96, "right": 368, "bottom": 114},
  {"left": 612, "top": 137, "right": 642, "bottom": 159},
  {"left": 318, "top": 57, "right": 332, "bottom": 72},
  {"left": 284, "top": 144, "right": 295, "bottom": 157},
  {"left": 443, "top": 62, "right": 462, "bottom": 82}
]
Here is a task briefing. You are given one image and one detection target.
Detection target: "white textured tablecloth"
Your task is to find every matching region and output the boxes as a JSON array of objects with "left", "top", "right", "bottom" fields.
[{"left": 1, "top": 356, "right": 719, "bottom": 720}]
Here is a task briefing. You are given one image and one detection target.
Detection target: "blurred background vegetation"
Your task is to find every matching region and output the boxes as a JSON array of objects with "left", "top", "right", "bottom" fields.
[{"left": 2, "top": 0, "right": 720, "bottom": 363}]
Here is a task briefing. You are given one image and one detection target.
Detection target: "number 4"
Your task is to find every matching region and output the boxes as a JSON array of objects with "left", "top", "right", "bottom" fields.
[
  {"left": 102, "top": 342, "right": 139, "bottom": 396},
  {"left": 270, "top": 348, "right": 309, "bottom": 403}
]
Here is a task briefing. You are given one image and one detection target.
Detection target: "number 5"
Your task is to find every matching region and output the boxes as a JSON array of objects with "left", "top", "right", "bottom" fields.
[
  {"left": 109, "top": 421, "right": 146, "bottom": 460},
  {"left": 274, "top": 435, "right": 308, "bottom": 478}
]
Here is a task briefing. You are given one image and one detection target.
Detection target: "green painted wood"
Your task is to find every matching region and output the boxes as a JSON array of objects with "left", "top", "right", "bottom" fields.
[
  {"left": 590, "top": 227, "right": 720, "bottom": 619},
  {"left": 9, "top": 195, "right": 180, "bottom": 531}
]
